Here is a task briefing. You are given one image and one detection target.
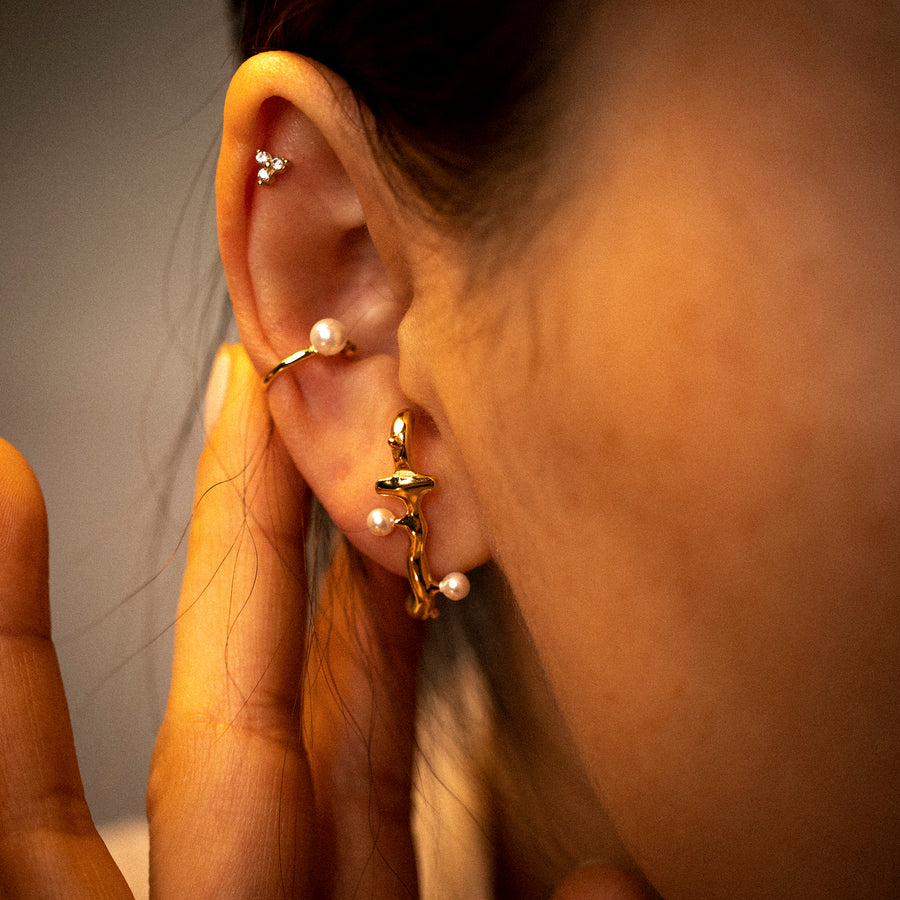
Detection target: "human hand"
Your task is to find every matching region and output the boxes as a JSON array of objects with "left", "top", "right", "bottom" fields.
[
  {"left": 147, "top": 344, "right": 422, "bottom": 897},
  {"left": 0, "top": 346, "right": 648, "bottom": 899},
  {"left": 0, "top": 341, "right": 420, "bottom": 898},
  {"left": 0, "top": 438, "right": 133, "bottom": 897}
]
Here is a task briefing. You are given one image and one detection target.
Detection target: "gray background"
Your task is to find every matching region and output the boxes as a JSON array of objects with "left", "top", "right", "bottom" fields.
[{"left": 1, "top": 0, "right": 235, "bottom": 825}]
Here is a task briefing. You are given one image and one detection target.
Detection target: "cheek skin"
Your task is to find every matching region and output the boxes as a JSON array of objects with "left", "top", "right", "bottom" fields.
[
  {"left": 429, "top": 223, "right": 900, "bottom": 899},
  {"left": 401, "top": 10, "right": 900, "bottom": 897}
]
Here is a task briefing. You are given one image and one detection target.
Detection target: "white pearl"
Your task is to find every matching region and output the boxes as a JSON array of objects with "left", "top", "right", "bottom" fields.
[
  {"left": 310, "top": 318, "right": 348, "bottom": 356},
  {"left": 367, "top": 508, "right": 395, "bottom": 537},
  {"left": 438, "top": 572, "right": 470, "bottom": 602}
]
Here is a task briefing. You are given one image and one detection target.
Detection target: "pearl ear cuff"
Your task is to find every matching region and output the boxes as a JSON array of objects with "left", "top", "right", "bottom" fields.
[
  {"left": 369, "top": 409, "right": 470, "bottom": 620},
  {"left": 262, "top": 318, "right": 357, "bottom": 389},
  {"left": 256, "top": 149, "right": 289, "bottom": 185}
]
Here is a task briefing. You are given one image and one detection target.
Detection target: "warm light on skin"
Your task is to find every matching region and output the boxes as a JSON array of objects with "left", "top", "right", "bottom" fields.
[
  {"left": 398, "top": 6, "right": 900, "bottom": 898},
  {"left": 217, "top": 54, "right": 492, "bottom": 582},
  {"left": 216, "top": 6, "right": 899, "bottom": 896}
]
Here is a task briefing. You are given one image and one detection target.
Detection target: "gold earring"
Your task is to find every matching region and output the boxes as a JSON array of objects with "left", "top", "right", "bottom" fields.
[
  {"left": 255, "top": 149, "right": 289, "bottom": 185},
  {"left": 368, "top": 409, "right": 470, "bottom": 620},
  {"left": 262, "top": 318, "right": 357, "bottom": 389}
]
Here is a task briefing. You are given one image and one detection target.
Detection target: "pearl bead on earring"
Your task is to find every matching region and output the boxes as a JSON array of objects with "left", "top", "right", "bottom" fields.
[
  {"left": 310, "top": 318, "right": 348, "bottom": 356},
  {"left": 262, "top": 317, "right": 356, "bottom": 389},
  {"left": 366, "top": 508, "right": 395, "bottom": 537},
  {"left": 438, "top": 571, "right": 470, "bottom": 601},
  {"left": 367, "top": 506, "right": 471, "bottom": 602}
]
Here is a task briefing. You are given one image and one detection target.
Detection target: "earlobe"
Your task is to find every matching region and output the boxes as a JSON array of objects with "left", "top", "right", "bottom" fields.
[{"left": 215, "top": 51, "right": 491, "bottom": 594}]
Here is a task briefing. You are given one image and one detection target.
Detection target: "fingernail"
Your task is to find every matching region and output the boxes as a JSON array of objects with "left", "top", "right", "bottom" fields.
[{"left": 203, "top": 345, "right": 232, "bottom": 436}]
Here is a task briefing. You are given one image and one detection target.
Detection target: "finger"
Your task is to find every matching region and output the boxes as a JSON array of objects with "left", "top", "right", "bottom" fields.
[
  {"left": 0, "top": 439, "right": 131, "bottom": 897},
  {"left": 305, "top": 542, "right": 423, "bottom": 897},
  {"left": 149, "top": 345, "right": 313, "bottom": 897}
]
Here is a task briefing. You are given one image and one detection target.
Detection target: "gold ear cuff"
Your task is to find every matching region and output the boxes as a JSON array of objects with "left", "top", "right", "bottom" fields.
[{"left": 262, "top": 318, "right": 357, "bottom": 389}]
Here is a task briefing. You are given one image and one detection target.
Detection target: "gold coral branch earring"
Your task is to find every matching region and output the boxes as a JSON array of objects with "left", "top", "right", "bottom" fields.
[
  {"left": 262, "top": 318, "right": 357, "bottom": 389},
  {"left": 367, "top": 409, "right": 470, "bottom": 620}
]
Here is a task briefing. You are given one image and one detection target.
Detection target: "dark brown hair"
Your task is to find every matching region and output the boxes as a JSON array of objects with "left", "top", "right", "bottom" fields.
[{"left": 231, "top": 0, "right": 592, "bottom": 236}]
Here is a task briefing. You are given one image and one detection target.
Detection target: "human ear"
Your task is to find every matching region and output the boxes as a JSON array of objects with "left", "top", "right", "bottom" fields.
[{"left": 216, "top": 51, "right": 489, "bottom": 584}]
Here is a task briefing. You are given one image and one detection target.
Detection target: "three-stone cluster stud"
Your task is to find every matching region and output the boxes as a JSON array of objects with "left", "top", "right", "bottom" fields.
[{"left": 256, "top": 149, "right": 289, "bottom": 185}]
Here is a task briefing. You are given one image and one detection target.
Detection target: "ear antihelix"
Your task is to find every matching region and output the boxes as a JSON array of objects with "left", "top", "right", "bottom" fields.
[
  {"left": 368, "top": 409, "right": 471, "bottom": 620},
  {"left": 263, "top": 318, "right": 357, "bottom": 389}
]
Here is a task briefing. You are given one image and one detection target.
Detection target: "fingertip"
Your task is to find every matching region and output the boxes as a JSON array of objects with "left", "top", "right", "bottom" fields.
[
  {"left": 189, "top": 341, "right": 309, "bottom": 570},
  {"left": 198, "top": 344, "right": 262, "bottom": 490},
  {"left": 0, "top": 439, "right": 50, "bottom": 636},
  {"left": 203, "top": 343, "right": 274, "bottom": 454},
  {"left": 0, "top": 437, "right": 47, "bottom": 533},
  {"left": 203, "top": 343, "right": 259, "bottom": 441},
  {"left": 203, "top": 345, "right": 233, "bottom": 437},
  {"left": 0, "top": 438, "right": 49, "bottom": 588}
]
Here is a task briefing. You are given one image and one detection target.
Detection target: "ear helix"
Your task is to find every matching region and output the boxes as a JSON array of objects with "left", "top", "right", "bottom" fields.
[
  {"left": 262, "top": 318, "right": 357, "bottom": 389},
  {"left": 254, "top": 149, "right": 359, "bottom": 388},
  {"left": 368, "top": 409, "right": 470, "bottom": 620}
]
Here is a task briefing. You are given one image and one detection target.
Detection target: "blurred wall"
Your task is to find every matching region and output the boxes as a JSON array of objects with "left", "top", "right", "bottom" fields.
[{"left": 0, "top": 0, "right": 235, "bottom": 824}]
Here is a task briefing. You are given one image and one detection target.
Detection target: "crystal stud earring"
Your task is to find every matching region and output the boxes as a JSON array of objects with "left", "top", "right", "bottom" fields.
[{"left": 256, "top": 149, "right": 289, "bottom": 185}]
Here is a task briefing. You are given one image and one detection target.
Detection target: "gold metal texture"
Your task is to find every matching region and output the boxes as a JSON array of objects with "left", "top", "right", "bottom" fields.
[
  {"left": 262, "top": 340, "right": 356, "bottom": 389},
  {"left": 375, "top": 410, "right": 444, "bottom": 619}
]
